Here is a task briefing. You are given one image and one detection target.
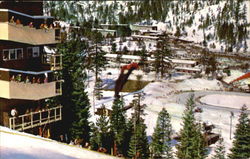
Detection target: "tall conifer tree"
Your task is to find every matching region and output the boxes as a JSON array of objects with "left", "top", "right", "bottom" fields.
[
  {"left": 176, "top": 95, "right": 207, "bottom": 159},
  {"left": 212, "top": 137, "right": 226, "bottom": 159},
  {"left": 151, "top": 108, "right": 173, "bottom": 159},
  {"left": 128, "top": 93, "right": 150, "bottom": 159},
  {"left": 228, "top": 105, "right": 250, "bottom": 159},
  {"left": 110, "top": 98, "right": 128, "bottom": 156}
]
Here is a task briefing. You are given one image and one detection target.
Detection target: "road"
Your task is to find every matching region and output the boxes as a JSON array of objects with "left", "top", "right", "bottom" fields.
[{"left": 175, "top": 91, "right": 250, "bottom": 113}]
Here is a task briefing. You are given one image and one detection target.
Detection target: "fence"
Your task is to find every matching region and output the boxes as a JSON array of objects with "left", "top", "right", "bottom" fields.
[{"left": 9, "top": 105, "right": 62, "bottom": 131}]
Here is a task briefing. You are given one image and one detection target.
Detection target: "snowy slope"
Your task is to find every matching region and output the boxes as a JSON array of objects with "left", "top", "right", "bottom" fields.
[
  {"left": 45, "top": 1, "right": 250, "bottom": 53},
  {"left": 0, "top": 126, "right": 120, "bottom": 159}
]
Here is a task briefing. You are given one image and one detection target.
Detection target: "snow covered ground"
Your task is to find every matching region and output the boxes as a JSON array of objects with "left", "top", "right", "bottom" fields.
[
  {"left": 0, "top": 126, "right": 119, "bottom": 159},
  {"left": 200, "top": 94, "right": 250, "bottom": 110},
  {"left": 86, "top": 66, "right": 250, "bottom": 158}
]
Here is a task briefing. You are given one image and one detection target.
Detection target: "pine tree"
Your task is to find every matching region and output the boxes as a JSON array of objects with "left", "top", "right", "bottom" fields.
[
  {"left": 151, "top": 108, "right": 173, "bottom": 159},
  {"left": 110, "top": 98, "right": 128, "bottom": 156},
  {"left": 96, "top": 113, "right": 112, "bottom": 152},
  {"left": 128, "top": 92, "right": 150, "bottom": 159},
  {"left": 139, "top": 46, "right": 148, "bottom": 72},
  {"left": 228, "top": 105, "right": 250, "bottom": 159},
  {"left": 57, "top": 33, "right": 91, "bottom": 143},
  {"left": 212, "top": 137, "right": 226, "bottom": 159},
  {"left": 154, "top": 39, "right": 171, "bottom": 79},
  {"left": 70, "top": 57, "right": 91, "bottom": 142},
  {"left": 128, "top": 122, "right": 149, "bottom": 159},
  {"left": 111, "top": 43, "right": 117, "bottom": 53},
  {"left": 176, "top": 95, "right": 207, "bottom": 159},
  {"left": 90, "top": 31, "right": 107, "bottom": 81},
  {"left": 94, "top": 78, "right": 103, "bottom": 100}
]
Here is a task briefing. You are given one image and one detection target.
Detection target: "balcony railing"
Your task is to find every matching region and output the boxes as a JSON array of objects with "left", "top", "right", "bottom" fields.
[
  {"left": 42, "top": 54, "right": 62, "bottom": 71},
  {"left": 0, "top": 23, "right": 61, "bottom": 45},
  {"left": 0, "top": 68, "right": 62, "bottom": 100},
  {"left": 9, "top": 106, "right": 62, "bottom": 131}
]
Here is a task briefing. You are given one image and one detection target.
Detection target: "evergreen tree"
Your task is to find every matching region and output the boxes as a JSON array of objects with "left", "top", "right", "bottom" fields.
[
  {"left": 151, "top": 108, "right": 173, "bottom": 159},
  {"left": 94, "top": 78, "right": 103, "bottom": 100},
  {"left": 128, "top": 122, "right": 149, "bottom": 159},
  {"left": 154, "top": 39, "right": 171, "bottom": 79},
  {"left": 90, "top": 31, "right": 107, "bottom": 81},
  {"left": 57, "top": 32, "right": 91, "bottom": 143},
  {"left": 70, "top": 53, "right": 91, "bottom": 142},
  {"left": 228, "top": 105, "right": 250, "bottom": 159},
  {"left": 111, "top": 43, "right": 117, "bottom": 53},
  {"left": 139, "top": 46, "right": 148, "bottom": 72},
  {"left": 128, "top": 92, "right": 150, "bottom": 159},
  {"left": 90, "top": 123, "right": 99, "bottom": 150},
  {"left": 176, "top": 95, "right": 207, "bottom": 159},
  {"left": 212, "top": 137, "right": 226, "bottom": 159},
  {"left": 110, "top": 98, "right": 128, "bottom": 156},
  {"left": 97, "top": 112, "right": 112, "bottom": 152}
]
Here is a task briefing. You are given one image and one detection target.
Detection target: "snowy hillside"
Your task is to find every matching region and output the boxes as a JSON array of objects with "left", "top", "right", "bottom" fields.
[
  {"left": 44, "top": 0, "right": 250, "bottom": 53},
  {"left": 0, "top": 126, "right": 119, "bottom": 159}
]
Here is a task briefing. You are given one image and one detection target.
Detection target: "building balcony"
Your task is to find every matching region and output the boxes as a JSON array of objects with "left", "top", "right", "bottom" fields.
[
  {"left": 0, "top": 68, "right": 62, "bottom": 100},
  {"left": 42, "top": 53, "right": 63, "bottom": 71},
  {"left": 9, "top": 105, "right": 62, "bottom": 131},
  {"left": 0, "top": 22, "right": 61, "bottom": 45}
]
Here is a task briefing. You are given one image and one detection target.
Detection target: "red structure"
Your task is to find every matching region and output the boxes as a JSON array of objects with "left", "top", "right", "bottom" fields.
[
  {"left": 230, "top": 72, "right": 250, "bottom": 84},
  {"left": 114, "top": 63, "right": 139, "bottom": 98}
]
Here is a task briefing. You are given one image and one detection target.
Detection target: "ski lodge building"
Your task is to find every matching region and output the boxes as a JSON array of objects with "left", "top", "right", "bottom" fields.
[{"left": 0, "top": 1, "right": 63, "bottom": 138}]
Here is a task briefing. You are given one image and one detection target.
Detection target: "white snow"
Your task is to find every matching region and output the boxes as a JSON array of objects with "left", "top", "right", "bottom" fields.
[
  {"left": 200, "top": 94, "right": 250, "bottom": 110},
  {"left": 0, "top": 126, "right": 119, "bottom": 159},
  {"left": 175, "top": 78, "right": 223, "bottom": 91},
  {"left": 86, "top": 65, "right": 250, "bottom": 158}
]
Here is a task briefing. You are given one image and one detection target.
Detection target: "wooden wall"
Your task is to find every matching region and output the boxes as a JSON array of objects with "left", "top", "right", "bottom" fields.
[
  {"left": 0, "top": 2, "right": 43, "bottom": 16},
  {"left": 0, "top": 41, "right": 48, "bottom": 71}
]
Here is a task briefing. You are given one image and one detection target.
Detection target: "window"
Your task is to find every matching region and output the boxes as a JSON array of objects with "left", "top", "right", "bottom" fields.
[
  {"left": 2, "top": 48, "right": 23, "bottom": 60},
  {"left": 32, "top": 47, "right": 40, "bottom": 57},
  {"left": 27, "top": 47, "right": 33, "bottom": 58},
  {"left": 9, "top": 49, "right": 15, "bottom": 60},
  {"left": 16, "top": 48, "right": 23, "bottom": 59},
  {"left": 3, "top": 50, "right": 9, "bottom": 60}
]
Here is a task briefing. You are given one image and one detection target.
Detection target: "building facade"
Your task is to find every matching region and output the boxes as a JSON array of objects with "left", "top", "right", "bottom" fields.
[{"left": 0, "top": 1, "right": 62, "bottom": 138}]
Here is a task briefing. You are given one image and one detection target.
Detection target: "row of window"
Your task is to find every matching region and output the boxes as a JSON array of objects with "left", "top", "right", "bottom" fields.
[{"left": 3, "top": 47, "right": 40, "bottom": 61}]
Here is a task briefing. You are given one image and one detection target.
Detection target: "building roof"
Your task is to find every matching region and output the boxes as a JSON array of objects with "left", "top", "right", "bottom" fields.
[
  {"left": 0, "top": 9, "right": 53, "bottom": 19},
  {"left": 104, "top": 54, "right": 141, "bottom": 60},
  {"left": 131, "top": 35, "right": 159, "bottom": 40},
  {"left": 0, "top": 67, "right": 52, "bottom": 75},
  {"left": 92, "top": 28, "right": 116, "bottom": 32},
  {"left": 171, "top": 59, "right": 197, "bottom": 65},
  {"left": 104, "top": 54, "right": 171, "bottom": 63},
  {"left": 175, "top": 66, "right": 201, "bottom": 72}
]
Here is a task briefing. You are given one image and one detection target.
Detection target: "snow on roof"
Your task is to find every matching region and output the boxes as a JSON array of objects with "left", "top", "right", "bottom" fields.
[
  {"left": 105, "top": 54, "right": 171, "bottom": 63},
  {"left": 44, "top": 46, "right": 56, "bottom": 54},
  {"left": 0, "top": 126, "right": 120, "bottom": 159},
  {"left": 105, "top": 54, "right": 141, "bottom": 60},
  {"left": 131, "top": 24, "right": 157, "bottom": 27},
  {"left": 171, "top": 59, "right": 197, "bottom": 65},
  {"left": 175, "top": 50, "right": 187, "bottom": 55},
  {"left": 139, "top": 29, "right": 162, "bottom": 34},
  {"left": 131, "top": 35, "right": 159, "bottom": 40},
  {"left": 175, "top": 66, "right": 201, "bottom": 72},
  {"left": 100, "top": 24, "right": 128, "bottom": 26},
  {"left": 92, "top": 28, "right": 116, "bottom": 32}
]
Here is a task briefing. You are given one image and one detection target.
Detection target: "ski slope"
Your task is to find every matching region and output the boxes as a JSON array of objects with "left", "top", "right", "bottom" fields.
[{"left": 0, "top": 126, "right": 120, "bottom": 159}]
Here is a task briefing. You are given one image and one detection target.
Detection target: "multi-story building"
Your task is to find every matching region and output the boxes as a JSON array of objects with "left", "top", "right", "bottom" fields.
[{"left": 0, "top": 1, "right": 62, "bottom": 138}]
